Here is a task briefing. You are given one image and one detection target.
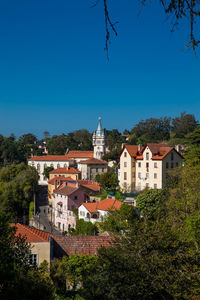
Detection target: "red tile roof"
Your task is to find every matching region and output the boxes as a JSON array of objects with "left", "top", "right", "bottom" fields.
[
  {"left": 54, "top": 236, "right": 113, "bottom": 256},
  {"left": 78, "top": 180, "right": 101, "bottom": 192},
  {"left": 125, "top": 145, "right": 139, "bottom": 158},
  {"left": 65, "top": 151, "right": 94, "bottom": 158},
  {"left": 48, "top": 176, "right": 75, "bottom": 185},
  {"left": 50, "top": 167, "right": 80, "bottom": 174},
  {"left": 82, "top": 198, "right": 122, "bottom": 213},
  {"left": 143, "top": 144, "right": 183, "bottom": 160},
  {"left": 28, "top": 155, "right": 74, "bottom": 161},
  {"left": 54, "top": 184, "right": 79, "bottom": 196},
  {"left": 12, "top": 223, "right": 51, "bottom": 242},
  {"left": 78, "top": 158, "right": 108, "bottom": 165}
]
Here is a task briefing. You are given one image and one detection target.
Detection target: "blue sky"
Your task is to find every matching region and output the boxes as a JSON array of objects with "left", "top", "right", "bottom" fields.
[{"left": 0, "top": 0, "right": 199, "bottom": 138}]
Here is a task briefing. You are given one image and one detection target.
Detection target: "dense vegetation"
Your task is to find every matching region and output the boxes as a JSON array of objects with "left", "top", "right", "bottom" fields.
[{"left": 0, "top": 112, "right": 198, "bottom": 165}]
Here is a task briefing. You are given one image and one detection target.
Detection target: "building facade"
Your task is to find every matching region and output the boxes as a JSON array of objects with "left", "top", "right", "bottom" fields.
[
  {"left": 77, "top": 158, "right": 108, "bottom": 180},
  {"left": 28, "top": 156, "right": 74, "bottom": 185},
  {"left": 119, "top": 144, "right": 183, "bottom": 192}
]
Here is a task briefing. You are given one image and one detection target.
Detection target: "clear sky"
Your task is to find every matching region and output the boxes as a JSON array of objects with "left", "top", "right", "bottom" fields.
[{"left": 0, "top": 0, "right": 199, "bottom": 138}]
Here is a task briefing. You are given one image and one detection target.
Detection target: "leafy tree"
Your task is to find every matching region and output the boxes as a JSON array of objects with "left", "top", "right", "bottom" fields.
[
  {"left": 0, "top": 163, "right": 39, "bottom": 219},
  {"left": 102, "top": 148, "right": 120, "bottom": 162},
  {"left": 29, "top": 201, "right": 34, "bottom": 220},
  {"left": 171, "top": 112, "right": 198, "bottom": 138},
  {"left": 43, "top": 166, "right": 54, "bottom": 179},
  {"left": 73, "top": 129, "right": 92, "bottom": 151},
  {"left": 136, "top": 189, "right": 166, "bottom": 218},
  {"left": 70, "top": 219, "right": 98, "bottom": 236},
  {"left": 95, "top": 171, "right": 118, "bottom": 191},
  {"left": 106, "top": 129, "right": 123, "bottom": 151},
  {"left": 131, "top": 117, "right": 171, "bottom": 144},
  {"left": 46, "top": 134, "right": 69, "bottom": 155},
  {"left": 82, "top": 220, "right": 200, "bottom": 300},
  {"left": 185, "top": 125, "right": 200, "bottom": 146},
  {"left": 100, "top": 203, "right": 138, "bottom": 234}
]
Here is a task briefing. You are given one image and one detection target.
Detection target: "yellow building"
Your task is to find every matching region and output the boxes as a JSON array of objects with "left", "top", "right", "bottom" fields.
[{"left": 48, "top": 167, "right": 81, "bottom": 204}]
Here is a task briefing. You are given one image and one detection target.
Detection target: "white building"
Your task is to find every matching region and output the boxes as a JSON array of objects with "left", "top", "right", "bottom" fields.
[
  {"left": 78, "top": 198, "right": 122, "bottom": 223},
  {"left": 28, "top": 155, "right": 74, "bottom": 185},
  {"left": 119, "top": 144, "right": 183, "bottom": 192}
]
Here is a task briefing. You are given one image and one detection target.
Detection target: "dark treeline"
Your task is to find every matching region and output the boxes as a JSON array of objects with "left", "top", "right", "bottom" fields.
[{"left": 0, "top": 112, "right": 198, "bottom": 166}]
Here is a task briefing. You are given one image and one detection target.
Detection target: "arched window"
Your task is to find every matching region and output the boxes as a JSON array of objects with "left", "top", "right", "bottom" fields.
[{"left": 37, "top": 164, "right": 40, "bottom": 172}]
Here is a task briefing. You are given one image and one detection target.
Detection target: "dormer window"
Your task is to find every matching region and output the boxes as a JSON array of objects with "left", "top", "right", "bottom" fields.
[{"left": 124, "top": 152, "right": 127, "bottom": 157}]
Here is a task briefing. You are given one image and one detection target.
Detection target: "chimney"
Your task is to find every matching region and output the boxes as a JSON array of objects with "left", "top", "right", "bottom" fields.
[
  {"left": 121, "top": 143, "right": 125, "bottom": 149},
  {"left": 138, "top": 144, "right": 142, "bottom": 152}
]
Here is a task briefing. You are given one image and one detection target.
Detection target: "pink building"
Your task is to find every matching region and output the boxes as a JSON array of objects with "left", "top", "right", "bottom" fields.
[{"left": 54, "top": 182, "right": 89, "bottom": 232}]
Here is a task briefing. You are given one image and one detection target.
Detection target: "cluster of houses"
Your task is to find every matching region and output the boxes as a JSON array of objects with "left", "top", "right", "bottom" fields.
[
  {"left": 15, "top": 118, "right": 185, "bottom": 270},
  {"left": 28, "top": 118, "right": 183, "bottom": 234}
]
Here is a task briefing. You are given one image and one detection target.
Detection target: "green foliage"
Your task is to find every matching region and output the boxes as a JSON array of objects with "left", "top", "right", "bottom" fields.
[
  {"left": 29, "top": 201, "right": 34, "bottom": 220},
  {"left": 46, "top": 130, "right": 92, "bottom": 155},
  {"left": 62, "top": 255, "right": 98, "bottom": 290},
  {"left": 136, "top": 189, "right": 166, "bottom": 218},
  {"left": 115, "top": 191, "right": 125, "bottom": 201},
  {"left": 70, "top": 219, "right": 98, "bottom": 236},
  {"left": 131, "top": 117, "right": 171, "bottom": 144},
  {"left": 95, "top": 171, "right": 118, "bottom": 191},
  {"left": 0, "top": 163, "right": 39, "bottom": 219},
  {"left": 102, "top": 148, "right": 120, "bottom": 162},
  {"left": 171, "top": 112, "right": 198, "bottom": 138},
  {"left": 100, "top": 203, "right": 138, "bottom": 234},
  {"left": 99, "top": 189, "right": 108, "bottom": 200},
  {"left": 43, "top": 166, "right": 54, "bottom": 179}
]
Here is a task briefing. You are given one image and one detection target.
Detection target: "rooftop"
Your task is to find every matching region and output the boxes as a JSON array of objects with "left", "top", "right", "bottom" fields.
[
  {"left": 78, "top": 158, "right": 108, "bottom": 165},
  {"left": 54, "top": 235, "right": 113, "bottom": 256},
  {"left": 29, "top": 155, "right": 74, "bottom": 161},
  {"left": 50, "top": 167, "right": 80, "bottom": 174},
  {"left": 12, "top": 223, "right": 51, "bottom": 242},
  {"left": 65, "top": 151, "right": 94, "bottom": 159},
  {"left": 82, "top": 198, "right": 122, "bottom": 213}
]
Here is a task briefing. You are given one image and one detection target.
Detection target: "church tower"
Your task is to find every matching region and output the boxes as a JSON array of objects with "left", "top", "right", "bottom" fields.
[{"left": 93, "top": 117, "right": 106, "bottom": 159}]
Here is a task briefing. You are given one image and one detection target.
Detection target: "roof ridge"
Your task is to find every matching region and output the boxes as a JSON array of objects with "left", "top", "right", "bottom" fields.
[{"left": 18, "top": 224, "right": 50, "bottom": 242}]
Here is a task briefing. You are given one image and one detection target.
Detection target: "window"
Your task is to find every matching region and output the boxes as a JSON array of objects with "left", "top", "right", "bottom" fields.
[
  {"left": 138, "top": 172, "right": 141, "bottom": 179},
  {"left": 146, "top": 173, "right": 149, "bottom": 179},
  {"left": 171, "top": 152, "right": 174, "bottom": 161},
  {"left": 171, "top": 163, "right": 174, "bottom": 169},
  {"left": 176, "top": 162, "right": 179, "bottom": 167},
  {"left": 69, "top": 212, "right": 71, "bottom": 216},
  {"left": 80, "top": 211, "right": 85, "bottom": 216},
  {"left": 124, "top": 162, "right": 127, "bottom": 167},
  {"left": 124, "top": 172, "right": 127, "bottom": 180},
  {"left": 154, "top": 184, "right": 157, "bottom": 189},
  {"left": 64, "top": 163, "right": 67, "bottom": 168},
  {"left": 57, "top": 164, "right": 60, "bottom": 169},
  {"left": 132, "top": 162, "right": 135, "bottom": 167},
  {"left": 166, "top": 162, "right": 169, "bottom": 169},
  {"left": 154, "top": 173, "right": 157, "bottom": 179},
  {"left": 124, "top": 152, "right": 127, "bottom": 157},
  {"left": 123, "top": 182, "right": 127, "bottom": 188},
  {"left": 37, "top": 164, "right": 40, "bottom": 172},
  {"left": 146, "top": 162, "right": 149, "bottom": 169},
  {"left": 154, "top": 162, "right": 157, "bottom": 168},
  {"left": 96, "top": 168, "right": 98, "bottom": 172},
  {"left": 146, "top": 152, "right": 149, "bottom": 160},
  {"left": 29, "top": 254, "right": 38, "bottom": 266},
  {"left": 63, "top": 224, "right": 65, "bottom": 231},
  {"left": 74, "top": 196, "right": 78, "bottom": 200},
  {"left": 102, "top": 168, "right": 104, "bottom": 172},
  {"left": 132, "top": 172, "right": 135, "bottom": 178},
  {"left": 146, "top": 183, "right": 149, "bottom": 188},
  {"left": 138, "top": 162, "right": 141, "bottom": 167}
]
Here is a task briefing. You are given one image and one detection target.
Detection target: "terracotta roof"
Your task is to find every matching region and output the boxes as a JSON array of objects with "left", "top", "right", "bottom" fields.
[
  {"left": 78, "top": 158, "right": 108, "bottom": 165},
  {"left": 125, "top": 145, "right": 139, "bottom": 158},
  {"left": 50, "top": 167, "right": 80, "bottom": 174},
  {"left": 12, "top": 223, "right": 51, "bottom": 242},
  {"left": 78, "top": 180, "right": 101, "bottom": 192},
  {"left": 136, "top": 144, "right": 183, "bottom": 160},
  {"left": 65, "top": 151, "right": 94, "bottom": 159},
  {"left": 82, "top": 198, "right": 122, "bottom": 213},
  {"left": 28, "top": 155, "right": 74, "bottom": 161},
  {"left": 54, "top": 184, "right": 79, "bottom": 196},
  {"left": 54, "top": 236, "right": 113, "bottom": 256}
]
